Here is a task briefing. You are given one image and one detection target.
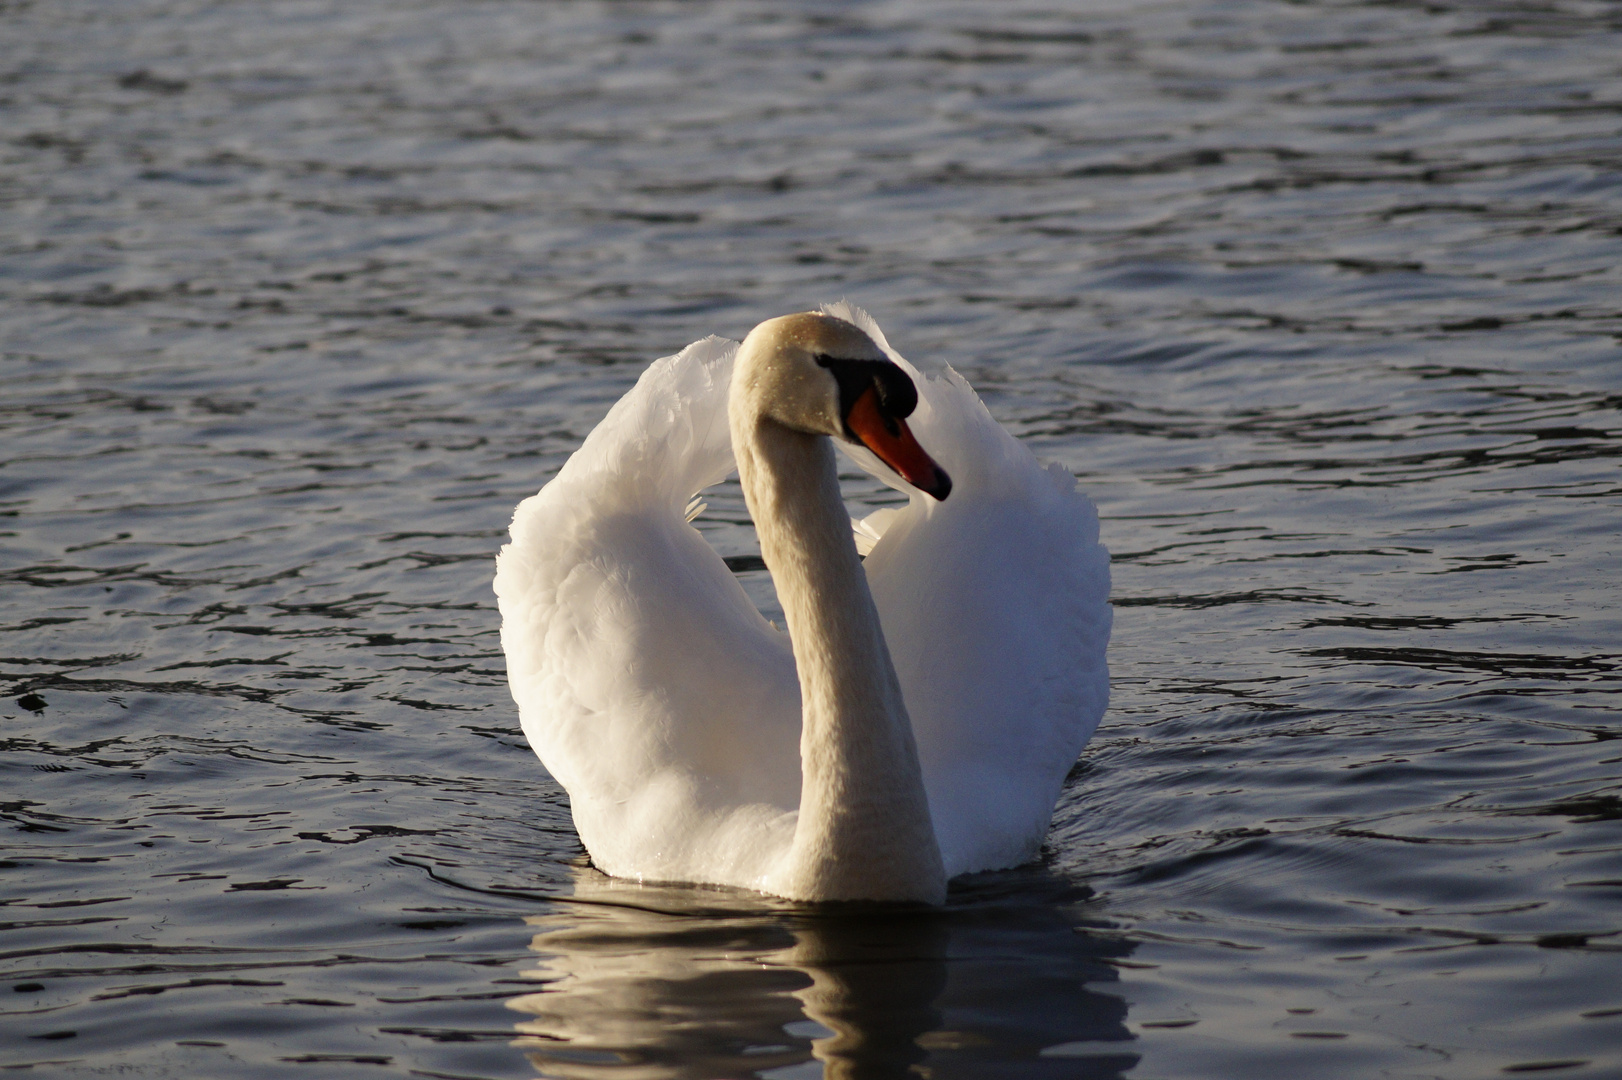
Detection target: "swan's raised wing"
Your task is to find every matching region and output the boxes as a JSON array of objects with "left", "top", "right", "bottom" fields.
[
  {"left": 494, "top": 338, "right": 802, "bottom": 889},
  {"left": 823, "top": 303, "right": 1113, "bottom": 878}
]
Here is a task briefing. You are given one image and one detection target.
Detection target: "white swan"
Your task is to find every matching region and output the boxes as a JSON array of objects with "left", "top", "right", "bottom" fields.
[{"left": 494, "top": 303, "right": 1110, "bottom": 904}]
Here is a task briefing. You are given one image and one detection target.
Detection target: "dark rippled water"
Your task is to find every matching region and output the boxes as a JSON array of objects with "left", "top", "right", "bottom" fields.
[{"left": 4, "top": 1, "right": 1621, "bottom": 1076}]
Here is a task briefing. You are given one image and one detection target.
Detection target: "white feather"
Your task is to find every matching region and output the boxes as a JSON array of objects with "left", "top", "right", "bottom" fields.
[{"left": 494, "top": 310, "right": 1111, "bottom": 889}]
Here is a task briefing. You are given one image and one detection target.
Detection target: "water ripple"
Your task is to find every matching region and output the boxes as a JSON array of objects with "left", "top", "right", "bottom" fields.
[{"left": 3, "top": 0, "right": 1621, "bottom": 1076}]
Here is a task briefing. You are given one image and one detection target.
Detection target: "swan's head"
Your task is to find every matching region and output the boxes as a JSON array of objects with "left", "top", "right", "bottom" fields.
[{"left": 734, "top": 312, "right": 952, "bottom": 501}]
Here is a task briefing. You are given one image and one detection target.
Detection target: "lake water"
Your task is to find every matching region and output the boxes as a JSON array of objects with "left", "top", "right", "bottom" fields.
[{"left": 3, "top": 0, "right": 1620, "bottom": 1076}]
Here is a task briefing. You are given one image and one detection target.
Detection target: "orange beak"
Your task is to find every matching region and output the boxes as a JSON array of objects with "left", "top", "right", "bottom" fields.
[{"left": 847, "top": 386, "right": 952, "bottom": 501}]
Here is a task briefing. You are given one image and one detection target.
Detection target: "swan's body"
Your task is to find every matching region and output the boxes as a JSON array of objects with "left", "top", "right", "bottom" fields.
[{"left": 495, "top": 304, "right": 1110, "bottom": 903}]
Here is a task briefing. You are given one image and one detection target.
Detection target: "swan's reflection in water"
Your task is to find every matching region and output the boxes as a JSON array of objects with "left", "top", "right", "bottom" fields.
[{"left": 509, "top": 865, "right": 1137, "bottom": 1079}]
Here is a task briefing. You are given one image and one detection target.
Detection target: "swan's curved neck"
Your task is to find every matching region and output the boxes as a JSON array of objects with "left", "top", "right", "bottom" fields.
[{"left": 730, "top": 411, "right": 946, "bottom": 904}]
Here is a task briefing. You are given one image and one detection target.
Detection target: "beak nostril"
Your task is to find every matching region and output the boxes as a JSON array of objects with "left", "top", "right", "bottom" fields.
[{"left": 846, "top": 386, "right": 951, "bottom": 502}]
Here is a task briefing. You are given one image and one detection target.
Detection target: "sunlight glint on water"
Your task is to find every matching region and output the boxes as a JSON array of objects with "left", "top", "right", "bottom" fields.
[{"left": 2, "top": 0, "right": 1620, "bottom": 1077}]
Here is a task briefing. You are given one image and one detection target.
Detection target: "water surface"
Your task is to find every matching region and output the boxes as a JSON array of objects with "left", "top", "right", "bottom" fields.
[{"left": 3, "top": 0, "right": 1620, "bottom": 1076}]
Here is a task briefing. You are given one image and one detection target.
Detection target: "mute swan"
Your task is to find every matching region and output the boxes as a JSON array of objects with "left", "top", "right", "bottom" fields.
[{"left": 495, "top": 303, "right": 1110, "bottom": 904}]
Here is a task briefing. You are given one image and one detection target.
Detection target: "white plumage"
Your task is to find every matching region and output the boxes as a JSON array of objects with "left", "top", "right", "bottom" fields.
[{"left": 494, "top": 303, "right": 1110, "bottom": 899}]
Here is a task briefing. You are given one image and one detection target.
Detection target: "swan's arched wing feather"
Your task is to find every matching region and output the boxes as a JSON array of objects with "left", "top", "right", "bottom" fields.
[
  {"left": 495, "top": 339, "right": 801, "bottom": 889},
  {"left": 825, "top": 302, "right": 1113, "bottom": 877},
  {"left": 498, "top": 311, "right": 1112, "bottom": 891}
]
